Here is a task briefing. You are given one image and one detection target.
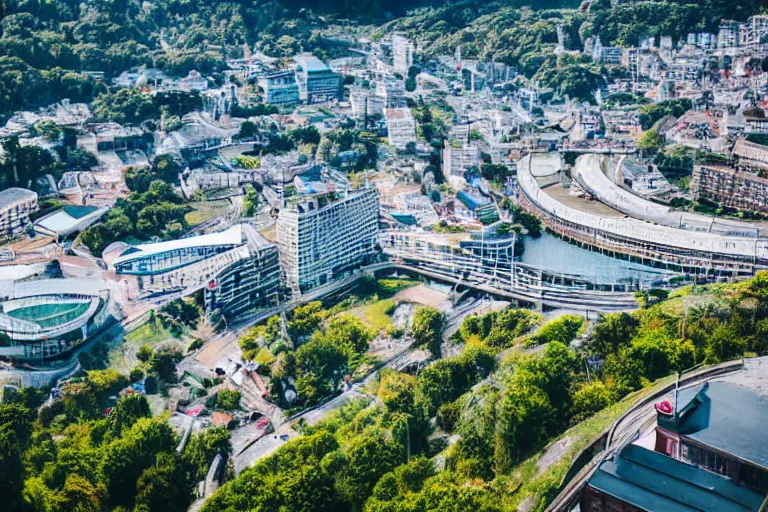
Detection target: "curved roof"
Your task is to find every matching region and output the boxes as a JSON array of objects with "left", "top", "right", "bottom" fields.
[
  {"left": 0, "top": 188, "right": 37, "bottom": 211},
  {"left": 519, "top": 154, "right": 768, "bottom": 260},
  {"left": 112, "top": 225, "right": 249, "bottom": 266},
  {"left": 575, "top": 155, "right": 760, "bottom": 238}
]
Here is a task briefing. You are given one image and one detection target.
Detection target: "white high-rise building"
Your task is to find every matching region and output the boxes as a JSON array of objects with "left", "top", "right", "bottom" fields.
[
  {"left": 276, "top": 187, "right": 380, "bottom": 295},
  {"left": 392, "top": 34, "right": 415, "bottom": 75},
  {"left": 442, "top": 141, "right": 481, "bottom": 185},
  {"left": 385, "top": 108, "right": 417, "bottom": 150}
]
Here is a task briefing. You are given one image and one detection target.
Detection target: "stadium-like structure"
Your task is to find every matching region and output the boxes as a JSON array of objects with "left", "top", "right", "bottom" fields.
[{"left": 0, "top": 277, "right": 112, "bottom": 360}]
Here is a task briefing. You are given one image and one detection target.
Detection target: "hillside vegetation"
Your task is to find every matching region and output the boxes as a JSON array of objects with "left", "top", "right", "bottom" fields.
[{"left": 200, "top": 273, "right": 768, "bottom": 512}]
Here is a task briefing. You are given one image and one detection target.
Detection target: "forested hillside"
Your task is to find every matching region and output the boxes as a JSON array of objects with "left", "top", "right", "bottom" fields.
[{"left": 201, "top": 274, "right": 768, "bottom": 511}]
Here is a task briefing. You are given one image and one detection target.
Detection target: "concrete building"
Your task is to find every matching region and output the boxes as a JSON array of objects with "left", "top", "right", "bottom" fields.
[
  {"left": 276, "top": 187, "right": 379, "bottom": 295},
  {"left": 384, "top": 108, "right": 417, "bottom": 149},
  {"left": 376, "top": 80, "right": 407, "bottom": 109},
  {"left": 691, "top": 164, "right": 768, "bottom": 216},
  {"left": 0, "top": 188, "right": 38, "bottom": 238},
  {"left": 350, "top": 88, "right": 385, "bottom": 119},
  {"left": 203, "top": 227, "right": 281, "bottom": 319},
  {"left": 442, "top": 141, "right": 481, "bottom": 184},
  {"left": 293, "top": 54, "right": 342, "bottom": 104},
  {"left": 392, "top": 34, "right": 415, "bottom": 75},
  {"left": 258, "top": 70, "right": 299, "bottom": 105},
  {"left": 110, "top": 224, "right": 280, "bottom": 309}
]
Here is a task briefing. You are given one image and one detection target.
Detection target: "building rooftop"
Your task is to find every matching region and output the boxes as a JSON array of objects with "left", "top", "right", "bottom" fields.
[
  {"left": 0, "top": 188, "right": 37, "bottom": 211},
  {"left": 113, "top": 224, "right": 246, "bottom": 265},
  {"left": 34, "top": 205, "right": 106, "bottom": 237},
  {"left": 588, "top": 444, "right": 763, "bottom": 512},
  {"left": 667, "top": 382, "right": 768, "bottom": 471},
  {"left": 294, "top": 54, "right": 331, "bottom": 73},
  {"left": 385, "top": 108, "right": 414, "bottom": 120}
]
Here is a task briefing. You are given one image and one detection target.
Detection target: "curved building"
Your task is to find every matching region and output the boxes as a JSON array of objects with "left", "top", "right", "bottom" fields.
[
  {"left": 112, "top": 224, "right": 281, "bottom": 317},
  {"left": 518, "top": 153, "right": 768, "bottom": 276},
  {"left": 0, "top": 277, "right": 112, "bottom": 360}
]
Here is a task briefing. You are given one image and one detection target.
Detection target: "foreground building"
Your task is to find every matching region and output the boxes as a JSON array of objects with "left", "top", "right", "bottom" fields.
[
  {"left": 582, "top": 443, "right": 763, "bottom": 512},
  {"left": 0, "top": 188, "right": 38, "bottom": 238},
  {"left": 110, "top": 225, "right": 281, "bottom": 316},
  {"left": 653, "top": 382, "right": 768, "bottom": 493},
  {"left": 277, "top": 187, "right": 379, "bottom": 295}
]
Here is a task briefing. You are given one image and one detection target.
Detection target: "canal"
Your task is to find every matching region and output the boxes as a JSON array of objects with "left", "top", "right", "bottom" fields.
[{"left": 519, "top": 232, "right": 677, "bottom": 286}]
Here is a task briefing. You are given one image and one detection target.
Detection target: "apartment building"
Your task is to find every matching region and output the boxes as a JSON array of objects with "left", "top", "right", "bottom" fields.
[
  {"left": 350, "top": 88, "right": 385, "bottom": 119},
  {"left": 385, "top": 108, "right": 417, "bottom": 149},
  {"left": 442, "top": 141, "right": 481, "bottom": 184},
  {"left": 0, "top": 188, "right": 38, "bottom": 238},
  {"left": 293, "top": 54, "right": 342, "bottom": 104},
  {"left": 276, "top": 187, "right": 380, "bottom": 295},
  {"left": 376, "top": 80, "right": 407, "bottom": 109},
  {"left": 392, "top": 34, "right": 415, "bottom": 75},
  {"left": 258, "top": 70, "right": 300, "bottom": 105},
  {"left": 691, "top": 164, "right": 768, "bottom": 215}
]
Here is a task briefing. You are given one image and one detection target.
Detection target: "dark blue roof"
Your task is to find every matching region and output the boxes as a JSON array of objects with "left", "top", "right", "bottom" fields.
[
  {"left": 588, "top": 444, "right": 763, "bottom": 512},
  {"left": 673, "top": 382, "right": 768, "bottom": 470}
]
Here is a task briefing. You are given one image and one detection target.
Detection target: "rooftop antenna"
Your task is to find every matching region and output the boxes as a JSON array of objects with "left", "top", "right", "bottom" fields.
[{"left": 674, "top": 371, "right": 680, "bottom": 420}]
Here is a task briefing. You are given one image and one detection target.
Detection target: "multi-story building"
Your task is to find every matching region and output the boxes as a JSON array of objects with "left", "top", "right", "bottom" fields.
[
  {"left": 258, "top": 70, "right": 300, "bottom": 105},
  {"left": 442, "top": 141, "right": 481, "bottom": 184},
  {"left": 376, "top": 80, "right": 407, "bottom": 109},
  {"left": 392, "top": 34, "right": 415, "bottom": 75},
  {"left": 0, "top": 188, "right": 38, "bottom": 238},
  {"left": 350, "top": 88, "right": 385, "bottom": 119},
  {"left": 276, "top": 187, "right": 379, "bottom": 295},
  {"left": 110, "top": 225, "right": 280, "bottom": 314},
  {"left": 384, "top": 108, "right": 417, "bottom": 149},
  {"left": 732, "top": 137, "right": 768, "bottom": 174},
  {"left": 203, "top": 228, "right": 281, "bottom": 319},
  {"left": 718, "top": 20, "right": 741, "bottom": 48},
  {"left": 591, "top": 36, "right": 623, "bottom": 65},
  {"left": 691, "top": 163, "right": 768, "bottom": 216},
  {"left": 293, "top": 54, "right": 342, "bottom": 104}
]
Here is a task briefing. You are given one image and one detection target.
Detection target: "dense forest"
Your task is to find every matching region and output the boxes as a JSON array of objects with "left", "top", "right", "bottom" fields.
[{"left": 3, "top": 0, "right": 767, "bottom": 118}]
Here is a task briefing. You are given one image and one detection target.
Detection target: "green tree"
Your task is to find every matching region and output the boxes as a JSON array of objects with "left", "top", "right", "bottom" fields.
[
  {"left": 411, "top": 307, "right": 445, "bottom": 356},
  {"left": 216, "top": 389, "right": 242, "bottom": 410},
  {"left": 570, "top": 380, "right": 615, "bottom": 424},
  {"left": 637, "top": 129, "right": 663, "bottom": 151}
]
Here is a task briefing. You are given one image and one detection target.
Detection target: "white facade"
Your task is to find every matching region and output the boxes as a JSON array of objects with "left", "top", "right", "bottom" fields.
[
  {"left": 392, "top": 34, "right": 415, "bottom": 75},
  {"left": 376, "top": 80, "right": 406, "bottom": 109},
  {"left": 350, "top": 88, "right": 385, "bottom": 119},
  {"left": 276, "top": 188, "right": 380, "bottom": 294},
  {"left": 442, "top": 141, "right": 481, "bottom": 182},
  {"left": 0, "top": 188, "right": 38, "bottom": 238},
  {"left": 385, "top": 108, "right": 417, "bottom": 149}
]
